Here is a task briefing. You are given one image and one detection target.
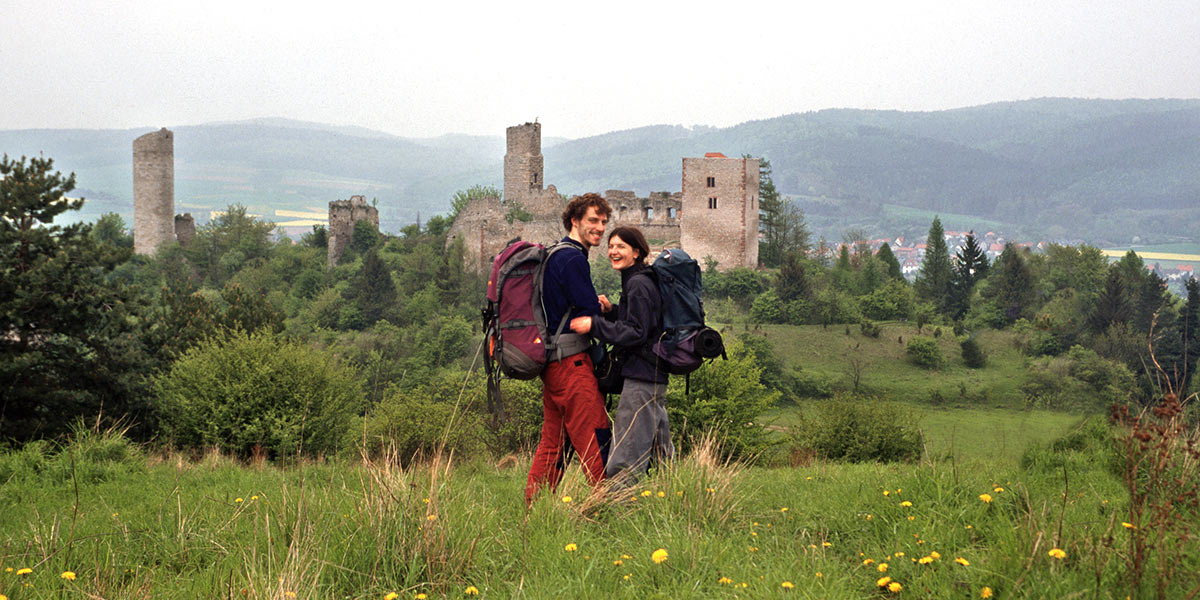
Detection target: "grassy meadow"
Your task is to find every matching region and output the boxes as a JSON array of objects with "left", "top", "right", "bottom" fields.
[{"left": 2, "top": 323, "right": 1193, "bottom": 599}]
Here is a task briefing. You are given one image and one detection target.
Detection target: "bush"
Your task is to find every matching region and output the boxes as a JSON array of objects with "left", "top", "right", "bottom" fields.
[
  {"left": 360, "top": 371, "right": 488, "bottom": 463},
  {"left": 960, "top": 336, "right": 987, "bottom": 368},
  {"left": 906, "top": 337, "right": 943, "bottom": 369},
  {"left": 791, "top": 397, "right": 923, "bottom": 463},
  {"left": 666, "top": 338, "right": 780, "bottom": 461},
  {"left": 0, "top": 422, "right": 143, "bottom": 485},
  {"left": 749, "top": 289, "right": 785, "bottom": 324},
  {"left": 153, "top": 331, "right": 364, "bottom": 459},
  {"left": 1021, "top": 345, "right": 1135, "bottom": 410}
]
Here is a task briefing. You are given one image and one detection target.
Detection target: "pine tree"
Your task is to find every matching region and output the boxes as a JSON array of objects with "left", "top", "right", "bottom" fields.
[
  {"left": 345, "top": 248, "right": 397, "bottom": 327},
  {"left": 1089, "top": 268, "right": 1133, "bottom": 333},
  {"left": 1, "top": 154, "right": 149, "bottom": 441},
  {"left": 776, "top": 250, "right": 812, "bottom": 303},
  {"left": 986, "top": 243, "right": 1034, "bottom": 325},
  {"left": 1181, "top": 277, "right": 1200, "bottom": 393},
  {"left": 757, "top": 157, "right": 784, "bottom": 267},
  {"left": 915, "top": 216, "right": 953, "bottom": 312},
  {"left": 948, "top": 232, "right": 989, "bottom": 319},
  {"left": 876, "top": 242, "right": 904, "bottom": 281}
]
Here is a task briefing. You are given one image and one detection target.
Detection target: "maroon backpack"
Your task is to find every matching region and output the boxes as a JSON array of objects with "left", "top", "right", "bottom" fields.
[{"left": 483, "top": 241, "right": 588, "bottom": 382}]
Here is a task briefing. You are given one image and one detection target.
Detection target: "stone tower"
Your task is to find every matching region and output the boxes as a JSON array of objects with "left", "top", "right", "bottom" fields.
[
  {"left": 680, "top": 153, "right": 759, "bottom": 270},
  {"left": 327, "top": 195, "right": 379, "bottom": 267},
  {"left": 133, "top": 128, "right": 175, "bottom": 255},
  {"left": 504, "top": 122, "right": 543, "bottom": 204}
]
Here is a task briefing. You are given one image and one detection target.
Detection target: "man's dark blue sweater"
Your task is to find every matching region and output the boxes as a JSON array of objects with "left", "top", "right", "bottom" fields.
[{"left": 541, "top": 237, "right": 601, "bottom": 342}]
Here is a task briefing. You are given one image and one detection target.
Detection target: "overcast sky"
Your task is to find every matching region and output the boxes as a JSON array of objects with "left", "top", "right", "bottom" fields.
[{"left": 2, "top": 0, "right": 1198, "bottom": 140}]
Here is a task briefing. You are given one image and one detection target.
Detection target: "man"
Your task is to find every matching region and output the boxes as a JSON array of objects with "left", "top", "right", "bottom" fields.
[{"left": 524, "top": 193, "right": 613, "bottom": 504}]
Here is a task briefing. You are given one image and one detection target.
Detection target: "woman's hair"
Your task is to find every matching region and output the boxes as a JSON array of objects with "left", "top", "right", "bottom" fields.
[
  {"left": 608, "top": 226, "right": 651, "bottom": 264},
  {"left": 561, "top": 193, "right": 612, "bottom": 232}
]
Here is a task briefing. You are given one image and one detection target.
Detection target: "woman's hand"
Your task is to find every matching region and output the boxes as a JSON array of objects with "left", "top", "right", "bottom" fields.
[
  {"left": 598, "top": 295, "right": 613, "bottom": 313},
  {"left": 569, "top": 316, "right": 592, "bottom": 335}
]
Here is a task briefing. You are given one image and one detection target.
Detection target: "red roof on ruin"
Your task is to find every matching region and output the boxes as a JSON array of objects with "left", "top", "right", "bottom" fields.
[{"left": 704, "top": 152, "right": 727, "bottom": 158}]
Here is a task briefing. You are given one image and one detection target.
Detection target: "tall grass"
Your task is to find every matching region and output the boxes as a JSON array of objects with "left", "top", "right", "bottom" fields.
[{"left": 2, "top": 416, "right": 1197, "bottom": 598}]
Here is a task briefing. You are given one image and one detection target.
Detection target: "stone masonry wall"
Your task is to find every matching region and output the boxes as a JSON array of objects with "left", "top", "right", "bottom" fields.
[
  {"left": 327, "top": 195, "right": 379, "bottom": 267},
  {"left": 680, "top": 156, "right": 759, "bottom": 270},
  {"left": 133, "top": 128, "right": 175, "bottom": 255},
  {"left": 504, "top": 123, "right": 543, "bottom": 204}
]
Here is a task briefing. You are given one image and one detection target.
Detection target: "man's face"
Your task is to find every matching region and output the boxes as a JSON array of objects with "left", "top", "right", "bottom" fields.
[{"left": 572, "top": 206, "right": 608, "bottom": 250}]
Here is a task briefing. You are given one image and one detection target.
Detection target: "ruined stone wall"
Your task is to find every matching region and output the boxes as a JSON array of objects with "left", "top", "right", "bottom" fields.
[
  {"left": 446, "top": 192, "right": 566, "bottom": 273},
  {"left": 327, "top": 195, "right": 379, "bottom": 267},
  {"left": 504, "top": 123, "right": 543, "bottom": 204},
  {"left": 133, "top": 128, "right": 174, "bottom": 255},
  {"left": 174, "top": 213, "right": 195, "bottom": 246},
  {"left": 680, "top": 156, "right": 759, "bottom": 270}
]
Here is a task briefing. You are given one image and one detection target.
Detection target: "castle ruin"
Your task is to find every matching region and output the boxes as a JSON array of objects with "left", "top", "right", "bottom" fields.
[
  {"left": 133, "top": 128, "right": 175, "bottom": 255},
  {"left": 327, "top": 195, "right": 379, "bottom": 267},
  {"left": 447, "top": 122, "right": 758, "bottom": 272}
]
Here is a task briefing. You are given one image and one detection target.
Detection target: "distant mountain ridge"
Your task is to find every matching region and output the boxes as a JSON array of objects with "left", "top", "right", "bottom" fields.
[{"left": 1, "top": 98, "right": 1196, "bottom": 244}]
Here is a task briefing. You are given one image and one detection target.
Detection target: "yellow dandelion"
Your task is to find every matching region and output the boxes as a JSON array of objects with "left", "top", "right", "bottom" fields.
[
  {"left": 749, "top": 546, "right": 759, "bottom": 552},
  {"left": 888, "top": 581, "right": 902, "bottom": 593},
  {"left": 61, "top": 571, "right": 76, "bottom": 581},
  {"left": 751, "top": 531, "right": 758, "bottom": 537},
  {"left": 930, "top": 551, "right": 941, "bottom": 559},
  {"left": 285, "top": 593, "right": 296, "bottom": 599},
  {"left": 877, "top": 563, "right": 888, "bottom": 573},
  {"left": 782, "top": 581, "right": 795, "bottom": 589},
  {"left": 384, "top": 594, "right": 399, "bottom": 600},
  {"left": 676, "top": 491, "right": 683, "bottom": 496},
  {"left": 235, "top": 497, "right": 244, "bottom": 503},
  {"left": 5, "top": 567, "right": 12, "bottom": 572},
  {"left": 1048, "top": 548, "right": 1067, "bottom": 559},
  {"left": 907, "top": 515, "right": 915, "bottom": 521},
  {"left": 822, "top": 541, "right": 832, "bottom": 547},
  {"left": 657, "top": 491, "right": 665, "bottom": 498},
  {"left": 562, "top": 495, "right": 572, "bottom": 504},
  {"left": 993, "top": 487, "right": 1004, "bottom": 493},
  {"left": 883, "top": 490, "right": 890, "bottom": 496},
  {"left": 894, "top": 552, "right": 905, "bottom": 557},
  {"left": 981, "top": 586, "right": 993, "bottom": 598},
  {"left": 1122, "top": 522, "right": 1135, "bottom": 529},
  {"left": 956, "top": 557, "right": 970, "bottom": 566},
  {"left": 706, "top": 487, "right": 716, "bottom": 493},
  {"left": 1, "top": 593, "right": 7, "bottom": 600},
  {"left": 918, "top": 556, "right": 933, "bottom": 565},
  {"left": 740, "top": 582, "right": 749, "bottom": 588},
  {"left": 867, "top": 514, "right": 873, "bottom": 520},
  {"left": 415, "top": 594, "right": 427, "bottom": 600},
  {"left": 464, "top": 585, "right": 479, "bottom": 595},
  {"left": 621, "top": 554, "right": 632, "bottom": 559},
  {"left": 896, "top": 488, "right": 902, "bottom": 493},
  {"left": 806, "top": 476, "right": 812, "bottom": 480},
  {"left": 718, "top": 576, "right": 733, "bottom": 584},
  {"left": 426, "top": 514, "right": 437, "bottom": 521},
  {"left": 613, "top": 559, "right": 623, "bottom": 566},
  {"left": 641, "top": 489, "right": 653, "bottom": 497},
  {"left": 815, "top": 572, "right": 822, "bottom": 578},
  {"left": 17, "top": 568, "right": 32, "bottom": 575},
  {"left": 251, "top": 495, "right": 258, "bottom": 500},
  {"left": 900, "top": 501, "right": 913, "bottom": 507},
  {"left": 423, "top": 497, "right": 430, "bottom": 504},
  {"left": 652, "top": 548, "right": 668, "bottom": 564},
  {"left": 979, "top": 493, "right": 993, "bottom": 503},
  {"left": 876, "top": 576, "right": 893, "bottom": 587},
  {"left": 781, "top": 507, "right": 789, "bottom": 512},
  {"left": 862, "top": 558, "right": 875, "bottom": 566}
]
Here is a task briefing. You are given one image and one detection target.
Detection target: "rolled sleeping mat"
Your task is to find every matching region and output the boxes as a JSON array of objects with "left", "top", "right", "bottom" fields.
[{"left": 696, "top": 327, "right": 726, "bottom": 359}]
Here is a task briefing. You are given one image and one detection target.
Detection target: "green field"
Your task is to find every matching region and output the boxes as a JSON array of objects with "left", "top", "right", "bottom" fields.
[
  {"left": 0, "top": 416, "right": 1140, "bottom": 599},
  {"left": 752, "top": 323, "right": 1029, "bottom": 406}
]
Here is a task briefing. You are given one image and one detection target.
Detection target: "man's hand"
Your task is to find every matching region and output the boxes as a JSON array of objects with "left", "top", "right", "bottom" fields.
[
  {"left": 598, "top": 295, "right": 612, "bottom": 313},
  {"left": 569, "top": 316, "right": 592, "bottom": 335}
]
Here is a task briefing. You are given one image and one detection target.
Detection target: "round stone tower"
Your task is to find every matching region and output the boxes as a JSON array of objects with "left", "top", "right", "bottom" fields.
[{"left": 133, "top": 128, "right": 175, "bottom": 255}]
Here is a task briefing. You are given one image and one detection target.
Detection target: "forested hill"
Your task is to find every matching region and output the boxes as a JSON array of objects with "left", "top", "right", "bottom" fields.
[{"left": 1, "top": 99, "right": 1197, "bottom": 244}]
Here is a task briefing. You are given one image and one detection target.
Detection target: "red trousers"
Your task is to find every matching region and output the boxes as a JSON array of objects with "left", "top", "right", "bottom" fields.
[{"left": 524, "top": 353, "right": 611, "bottom": 504}]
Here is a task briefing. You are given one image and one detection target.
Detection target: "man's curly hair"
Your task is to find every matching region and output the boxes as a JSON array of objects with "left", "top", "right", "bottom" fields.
[{"left": 561, "top": 193, "right": 612, "bottom": 232}]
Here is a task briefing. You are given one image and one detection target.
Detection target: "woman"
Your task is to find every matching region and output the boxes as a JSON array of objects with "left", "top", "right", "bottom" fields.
[{"left": 569, "top": 226, "right": 672, "bottom": 487}]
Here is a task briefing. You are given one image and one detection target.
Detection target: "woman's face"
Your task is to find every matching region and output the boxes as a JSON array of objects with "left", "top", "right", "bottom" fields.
[{"left": 608, "top": 234, "right": 639, "bottom": 271}]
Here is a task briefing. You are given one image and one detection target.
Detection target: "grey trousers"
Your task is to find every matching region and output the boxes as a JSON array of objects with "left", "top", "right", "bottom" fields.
[{"left": 605, "top": 378, "right": 673, "bottom": 487}]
